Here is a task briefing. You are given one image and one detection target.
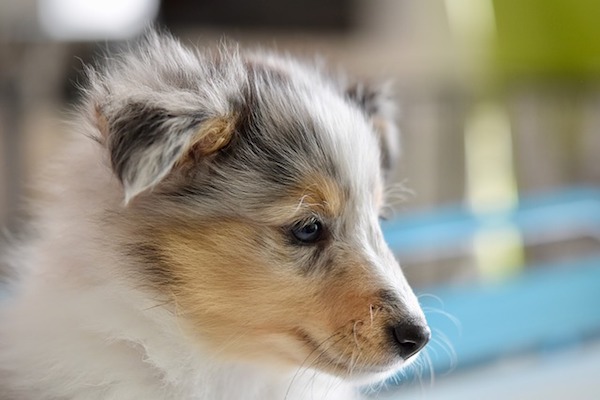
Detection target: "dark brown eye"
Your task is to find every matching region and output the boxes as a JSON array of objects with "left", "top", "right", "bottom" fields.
[{"left": 291, "top": 219, "right": 323, "bottom": 244}]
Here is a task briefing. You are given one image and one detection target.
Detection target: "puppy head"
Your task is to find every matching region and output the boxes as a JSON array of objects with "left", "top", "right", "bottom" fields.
[{"left": 87, "top": 32, "right": 428, "bottom": 382}]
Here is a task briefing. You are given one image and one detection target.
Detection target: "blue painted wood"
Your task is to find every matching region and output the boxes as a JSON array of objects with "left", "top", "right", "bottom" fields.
[
  {"left": 382, "top": 187, "right": 600, "bottom": 256},
  {"left": 1, "top": 187, "right": 598, "bottom": 381},
  {"left": 415, "top": 257, "right": 600, "bottom": 375},
  {"left": 379, "top": 187, "right": 600, "bottom": 379}
]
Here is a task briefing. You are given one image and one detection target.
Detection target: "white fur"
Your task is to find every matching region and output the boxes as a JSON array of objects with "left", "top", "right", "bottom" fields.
[
  {"left": 0, "top": 33, "right": 425, "bottom": 399},
  {"left": 0, "top": 135, "right": 359, "bottom": 400}
]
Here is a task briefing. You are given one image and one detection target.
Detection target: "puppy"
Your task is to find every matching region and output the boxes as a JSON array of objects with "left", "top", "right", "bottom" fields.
[{"left": 0, "top": 32, "right": 429, "bottom": 400}]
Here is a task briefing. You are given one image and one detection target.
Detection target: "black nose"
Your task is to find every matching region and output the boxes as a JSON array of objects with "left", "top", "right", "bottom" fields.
[{"left": 391, "top": 320, "right": 431, "bottom": 360}]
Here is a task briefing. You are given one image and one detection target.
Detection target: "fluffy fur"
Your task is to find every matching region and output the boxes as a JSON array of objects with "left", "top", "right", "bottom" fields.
[{"left": 0, "top": 32, "right": 429, "bottom": 399}]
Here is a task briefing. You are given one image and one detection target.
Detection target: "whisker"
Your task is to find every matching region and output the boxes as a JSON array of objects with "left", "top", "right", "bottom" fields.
[
  {"left": 421, "top": 307, "right": 462, "bottom": 334},
  {"left": 431, "top": 329, "right": 458, "bottom": 373},
  {"left": 423, "top": 349, "right": 435, "bottom": 387},
  {"left": 336, "top": 342, "right": 355, "bottom": 376},
  {"left": 142, "top": 298, "right": 174, "bottom": 311},
  {"left": 352, "top": 321, "right": 363, "bottom": 349},
  {"left": 284, "top": 333, "right": 345, "bottom": 400}
]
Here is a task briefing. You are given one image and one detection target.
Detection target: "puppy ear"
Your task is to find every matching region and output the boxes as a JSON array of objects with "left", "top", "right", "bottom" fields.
[
  {"left": 346, "top": 83, "right": 400, "bottom": 178},
  {"left": 96, "top": 102, "right": 236, "bottom": 203}
]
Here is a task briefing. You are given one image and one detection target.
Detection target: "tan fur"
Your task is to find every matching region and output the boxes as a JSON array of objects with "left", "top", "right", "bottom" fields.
[
  {"left": 291, "top": 174, "right": 346, "bottom": 218},
  {"left": 94, "top": 103, "right": 110, "bottom": 140},
  {"left": 193, "top": 116, "right": 237, "bottom": 156},
  {"left": 154, "top": 218, "right": 319, "bottom": 363},
  {"left": 147, "top": 199, "right": 401, "bottom": 376},
  {"left": 174, "top": 115, "right": 237, "bottom": 169},
  {"left": 0, "top": 32, "right": 426, "bottom": 400}
]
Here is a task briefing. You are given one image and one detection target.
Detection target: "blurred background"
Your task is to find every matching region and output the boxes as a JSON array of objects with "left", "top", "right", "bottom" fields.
[{"left": 1, "top": 0, "right": 600, "bottom": 398}]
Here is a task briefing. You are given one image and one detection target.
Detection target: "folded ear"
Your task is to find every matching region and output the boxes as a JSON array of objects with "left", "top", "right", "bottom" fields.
[
  {"left": 96, "top": 102, "right": 236, "bottom": 203},
  {"left": 346, "top": 83, "right": 400, "bottom": 179}
]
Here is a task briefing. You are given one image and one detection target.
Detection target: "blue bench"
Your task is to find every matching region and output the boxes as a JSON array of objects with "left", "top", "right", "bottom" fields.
[{"left": 381, "top": 187, "right": 600, "bottom": 379}]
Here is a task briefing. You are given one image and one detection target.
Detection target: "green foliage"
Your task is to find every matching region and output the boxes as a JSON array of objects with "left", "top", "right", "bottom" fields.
[{"left": 493, "top": 0, "right": 600, "bottom": 78}]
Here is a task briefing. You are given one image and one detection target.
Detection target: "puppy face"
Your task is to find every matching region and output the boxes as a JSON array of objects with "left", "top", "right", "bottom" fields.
[{"left": 89, "top": 33, "right": 428, "bottom": 381}]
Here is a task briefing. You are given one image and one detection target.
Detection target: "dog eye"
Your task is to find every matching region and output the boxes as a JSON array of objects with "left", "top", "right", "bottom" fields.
[{"left": 291, "top": 219, "right": 324, "bottom": 244}]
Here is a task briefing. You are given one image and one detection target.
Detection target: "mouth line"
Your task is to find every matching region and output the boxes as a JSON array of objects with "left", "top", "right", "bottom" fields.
[{"left": 294, "top": 328, "right": 398, "bottom": 375}]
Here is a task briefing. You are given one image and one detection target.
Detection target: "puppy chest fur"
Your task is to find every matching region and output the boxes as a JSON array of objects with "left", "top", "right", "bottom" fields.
[{"left": 0, "top": 32, "right": 429, "bottom": 400}]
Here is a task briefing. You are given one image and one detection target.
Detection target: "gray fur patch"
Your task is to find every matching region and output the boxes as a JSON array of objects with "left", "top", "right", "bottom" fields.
[
  {"left": 81, "top": 32, "right": 399, "bottom": 279},
  {"left": 107, "top": 102, "right": 205, "bottom": 201},
  {"left": 346, "top": 83, "right": 400, "bottom": 176}
]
